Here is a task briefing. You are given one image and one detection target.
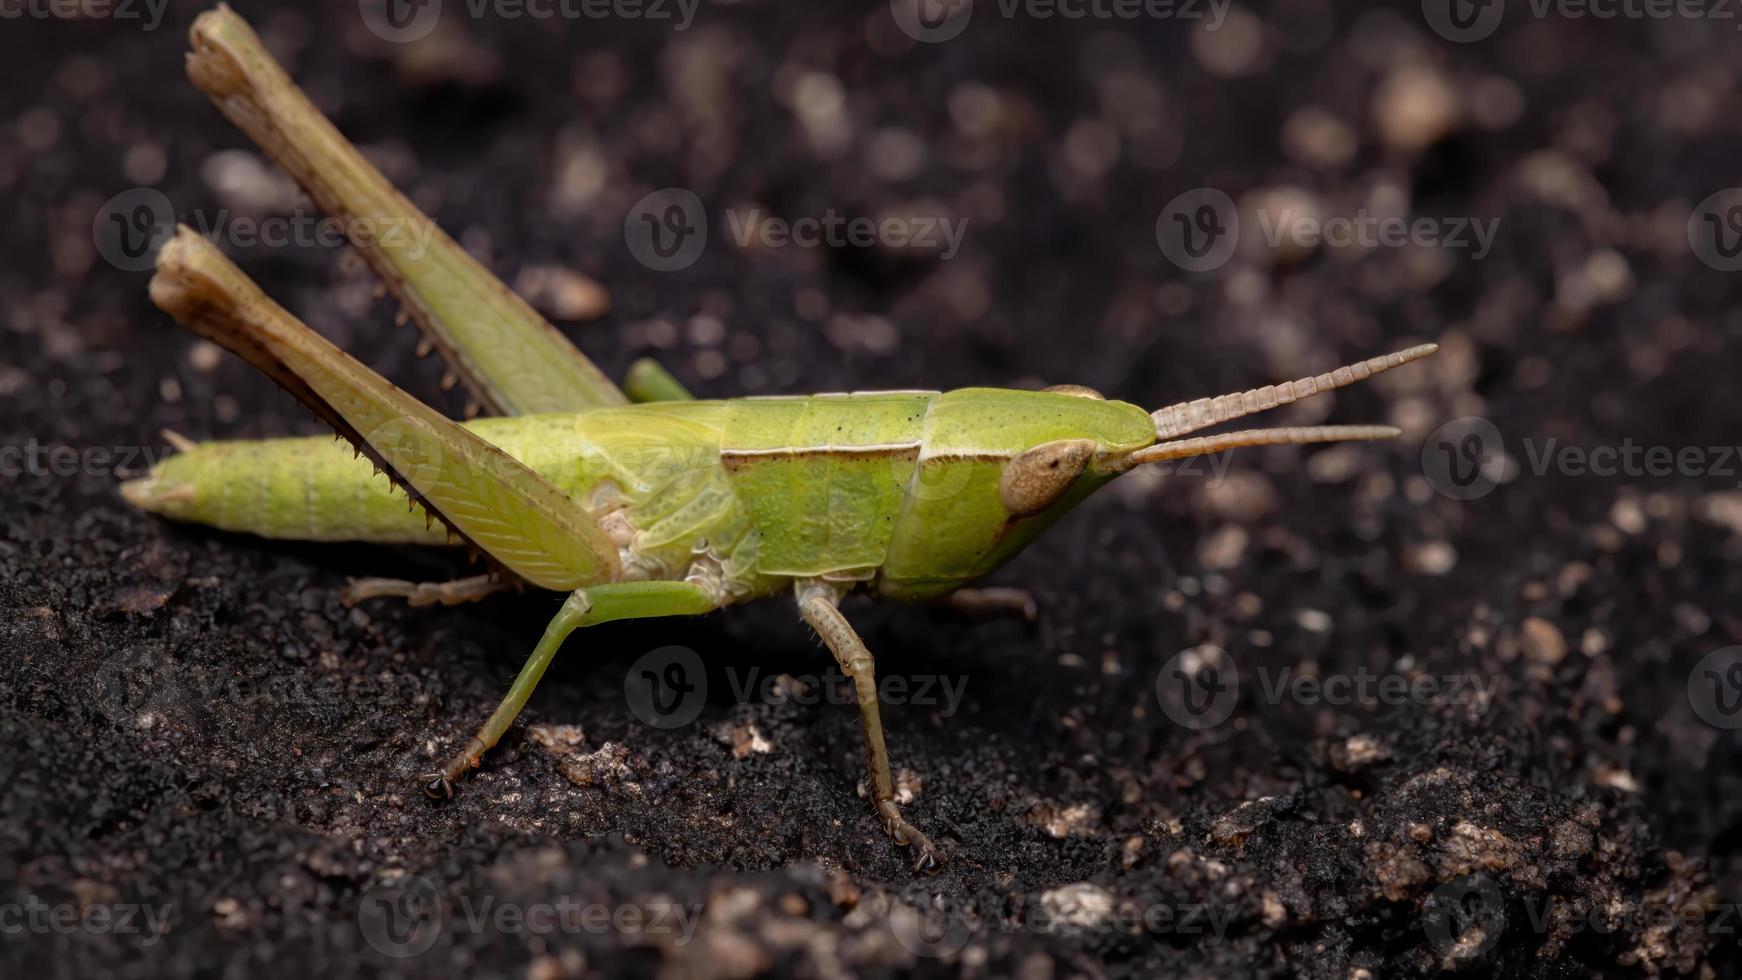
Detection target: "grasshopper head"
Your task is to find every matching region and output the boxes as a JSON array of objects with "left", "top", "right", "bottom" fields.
[
  {"left": 877, "top": 387, "right": 1153, "bottom": 599},
  {"left": 876, "top": 345, "right": 1437, "bottom": 600},
  {"left": 991, "top": 386, "right": 1153, "bottom": 517},
  {"left": 987, "top": 343, "right": 1440, "bottom": 508}
]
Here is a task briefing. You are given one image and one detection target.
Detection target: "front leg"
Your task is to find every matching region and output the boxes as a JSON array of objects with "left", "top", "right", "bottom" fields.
[{"left": 796, "top": 582, "right": 944, "bottom": 873}]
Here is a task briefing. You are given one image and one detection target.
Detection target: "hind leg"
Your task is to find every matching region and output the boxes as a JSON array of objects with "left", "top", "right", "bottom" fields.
[
  {"left": 186, "top": 6, "right": 631, "bottom": 416},
  {"left": 151, "top": 228, "right": 620, "bottom": 593}
]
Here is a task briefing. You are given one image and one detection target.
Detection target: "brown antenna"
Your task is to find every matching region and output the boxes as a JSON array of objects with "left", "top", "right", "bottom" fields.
[
  {"left": 1120, "top": 425, "right": 1403, "bottom": 469},
  {"left": 1151, "top": 344, "right": 1438, "bottom": 440}
]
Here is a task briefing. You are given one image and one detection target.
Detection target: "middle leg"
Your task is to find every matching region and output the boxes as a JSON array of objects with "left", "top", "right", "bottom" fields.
[
  {"left": 942, "top": 586, "right": 1038, "bottom": 623},
  {"left": 425, "top": 580, "right": 719, "bottom": 796},
  {"left": 797, "top": 582, "right": 944, "bottom": 873},
  {"left": 342, "top": 573, "right": 509, "bottom": 608}
]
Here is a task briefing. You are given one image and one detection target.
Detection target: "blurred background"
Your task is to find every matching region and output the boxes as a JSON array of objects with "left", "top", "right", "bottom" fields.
[{"left": 3, "top": 0, "right": 1740, "bottom": 976}]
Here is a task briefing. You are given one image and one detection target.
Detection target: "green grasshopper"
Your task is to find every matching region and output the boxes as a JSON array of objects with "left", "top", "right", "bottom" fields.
[{"left": 123, "top": 6, "right": 1437, "bottom": 871}]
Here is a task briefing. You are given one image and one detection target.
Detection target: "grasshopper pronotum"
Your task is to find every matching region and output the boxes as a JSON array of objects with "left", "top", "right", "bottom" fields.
[{"left": 124, "top": 6, "right": 1438, "bottom": 872}]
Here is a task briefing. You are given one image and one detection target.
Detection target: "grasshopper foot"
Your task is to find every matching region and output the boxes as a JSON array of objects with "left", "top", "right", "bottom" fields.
[
  {"left": 942, "top": 587, "right": 1038, "bottom": 624},
  {"left": 421, "top": 737, "right": 487, "bottom": 800},
  {"left": 344, "top": 574, "right": 507, "bottom": 608},
  {"left": 907, "top": 836, "right": 944, "bottom": 875},
  {"left": 879, "top": 800, "right": 945, "bottom": 874}
]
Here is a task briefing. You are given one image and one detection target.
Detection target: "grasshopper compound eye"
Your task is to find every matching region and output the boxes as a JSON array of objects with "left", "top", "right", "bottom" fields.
[{"left": 1000, "top": 439, "right": 1096, "bottom": 517}]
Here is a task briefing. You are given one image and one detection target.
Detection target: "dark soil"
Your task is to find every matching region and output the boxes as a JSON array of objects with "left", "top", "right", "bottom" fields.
[{"left": 4, "top": 1, "right": 1740, "bottom": 977}]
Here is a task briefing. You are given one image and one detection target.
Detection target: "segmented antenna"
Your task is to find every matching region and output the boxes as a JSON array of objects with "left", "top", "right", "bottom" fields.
[
  {"left": 1151, "top": 344, "right": 1438, "bottom": 440},
  {"left": 1122, "top": 425, "right": 1402, "bottom": 468}
]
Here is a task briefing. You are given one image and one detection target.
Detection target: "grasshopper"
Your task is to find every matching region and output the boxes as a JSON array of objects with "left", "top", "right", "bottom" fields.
[{"left": 123, "top": 6, "right": 1438, "bottom": 872}]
